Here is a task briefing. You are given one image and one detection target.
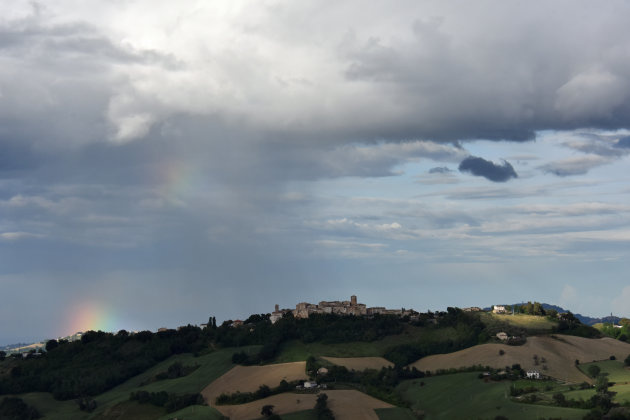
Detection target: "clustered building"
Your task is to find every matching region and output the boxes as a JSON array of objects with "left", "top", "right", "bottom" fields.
[{"left": 270, "top": 295, "right": 416, "bottom": 324}]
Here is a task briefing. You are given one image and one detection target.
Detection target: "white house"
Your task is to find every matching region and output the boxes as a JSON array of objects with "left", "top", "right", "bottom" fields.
[
  {"left": 303, "top": 381, "right": 318, "bottom": 388},
  {"left": 526, "top": 370, "right": 540, "bottom": 379},
  {"left": 496, "top": 332, "right": 508, "bottom": 341},
  {"left": 493, "top": 305, "right": 507, "bottom": 314}
]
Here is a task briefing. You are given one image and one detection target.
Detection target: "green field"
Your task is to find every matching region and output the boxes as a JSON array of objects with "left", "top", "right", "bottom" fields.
[
  {"left": 274, "top": 325, "right": 466, "bottom": 363},
  {"left": 156, "top": 404, "right": 225, "bottom": 420},
  {"left": 375, "top": 407, "right": 418, "bottom": 420},
  {"left": 480, "top": 313, "right": 557, "bottom": 334},
  {"left": 278, "top": 409, "right": 319, "bottom": 420},
  {"left": 90, "top": 346, "right": 242, "bottom": 417},
  {"left": 14, "top": 392, "right": 86, "bottom": 420},
  {"left": 578, "top": 360, "right": 630, "bottom": 384},
  {"left": 8, "top": 346, "right": 257, "bottom": 420},
  {"left": 564, "top": 383, "right": 630, "bottom": 403},
  {"left": 397, "top": 372, "right": 588, "bottom": 420}
]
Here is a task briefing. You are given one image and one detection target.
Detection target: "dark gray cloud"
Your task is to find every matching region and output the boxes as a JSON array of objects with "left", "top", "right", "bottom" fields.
[
  {"left": 428, "top": 166, "right": 452, "bottom": 174},
  {"left": 458, "top": 156, "right": 517, "bottom": 182},
  {"left": 2, "top": 1, "right": 630, "bottom": 343}
]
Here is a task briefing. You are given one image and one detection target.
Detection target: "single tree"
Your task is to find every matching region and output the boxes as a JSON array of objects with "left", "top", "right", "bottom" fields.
[
  {"left": 45, "top": 339, "right": 59, "bottom": 352},
  {"left": 588, "top": 365, "right": 601, "bottom": 378},
  {"left": 261, "top": 404, "right": 274, "bottom": 417},
  {"left": 595, "top": 373, "right": 609, "bottom": 394}
]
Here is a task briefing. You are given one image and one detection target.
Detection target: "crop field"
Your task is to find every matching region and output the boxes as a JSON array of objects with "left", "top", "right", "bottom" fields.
[
  {"left": 322, "top": 356, "right": 393, "bottom": 371},
  {"left": 578, "top": 360, "right": 630, "bottom": 384},
  {"left": 411, "top": 335, "right": 630, "bottom": 383},
  {"left": 397, "top": 372, "right": 588, "bottom": 420},
  {"left": 211, "top": 390, "right": 393, "bottom": 420},
  {"left": 202, "top": 361, "right": 308, "bottom": 405}
]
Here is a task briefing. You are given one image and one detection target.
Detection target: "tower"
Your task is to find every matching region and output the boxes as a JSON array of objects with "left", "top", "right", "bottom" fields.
[
  {"left": 351, "top": 295, "right": 357, "bottom": 306},
  {"left": 275, "top": 304, "right": 279, "bottom": 312}
]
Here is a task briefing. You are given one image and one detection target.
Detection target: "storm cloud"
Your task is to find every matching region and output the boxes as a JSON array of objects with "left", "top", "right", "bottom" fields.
[
  {"left": 458, "top": 156, "right": 518, "bottom": 182},
  {"left": 2, "top": 1, "right": 630, "bottom": 344}
]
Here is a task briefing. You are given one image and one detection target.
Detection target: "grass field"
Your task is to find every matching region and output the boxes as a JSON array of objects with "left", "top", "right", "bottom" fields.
[
  {"left": 397, "top": 372, "right": 588, "bottom": 420},
  {"left": 273, "top": 325, "right": 465, "bottom": 363},
  {"left": 278, "top": 409, "right": 318, "bottom": 420},
  {"left": 156, "top": 404, "right": 226, "bottom": 420},
  {"left": 92, "top": 401, "right": 165, "bottom": 420},
  {"left": 480, "top": 313, "right": 557, "bottom": 333},
  {"left": 564, "top": 383, "right": 630, "bottom": 403},
  {"left": 578, "top": 360, "right": 630, "bottom": 384},
  {"left": 375, "top": 407, "right": 418, "bottom": 420},
  {"left": 10, "top": 346, "right": 256, "bottom": 420},
  {"left": 14, "top": 392, "right": 86, "bottom": 420},
  {"left": 89, "top": 346, "right": 244, "bottom": 418}
]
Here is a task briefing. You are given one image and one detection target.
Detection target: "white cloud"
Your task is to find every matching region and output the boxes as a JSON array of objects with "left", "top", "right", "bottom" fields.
[{"left": 0, "top": 232, "right": 43, "bottom": 240}]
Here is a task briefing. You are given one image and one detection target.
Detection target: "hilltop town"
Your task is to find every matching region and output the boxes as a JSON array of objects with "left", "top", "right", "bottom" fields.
[{"left": 269, "top": 295, "right": 417, "bottom": 324}]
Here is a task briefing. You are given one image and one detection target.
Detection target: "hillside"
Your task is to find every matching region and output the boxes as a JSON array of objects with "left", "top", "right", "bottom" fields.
[
  {"left": 410, "top": 335, "right": 630, "bottom": 383},
  {"left": 2, "top": 308, "right": 629, "bottom": 419}
]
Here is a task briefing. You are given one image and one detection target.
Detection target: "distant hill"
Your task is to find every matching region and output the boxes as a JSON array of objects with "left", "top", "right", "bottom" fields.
[{"left": 494, "top": 303, "right": 623, "bottom": 326}]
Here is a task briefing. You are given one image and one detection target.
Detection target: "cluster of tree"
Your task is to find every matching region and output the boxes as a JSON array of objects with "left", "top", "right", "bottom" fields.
[
  {"left": 260, "top": 404, "right": 280, "bottom": 419},
  {"left": 0, "top": 397, "right": 41, "bottom": 420},
  {"left": 229, "top": 313, "right": 405, "bottom": 366},
  {"left": 383, "top": 308, "right": 486, "bottom": 366},
  {"left": 512, "top": 301, "right": 546, "bottom": 316},
  {"left": 129, "top": 390, "right": 204, "bottom": 413},
  {"left": 0, "top": 326, "right": 210, "bottom": 399},
  {"left": 599, "top": 320, "right": 630, "bottom": 342},
  {"left": 76, "top": 397, "right": 97, "bottom": 412},
  {"left": 545, "top": 373, "right": 617, "bottom": 416},
  {"left": 154, "top": 361, "right": 199, "bottom": 381},
  {"left": 551, "top": 312, "right": 601, "bottom": 338},
  {"left": 316, "top": 364, "right": 424, "bottom": 407},
  {"left": 314, "top": 393, "right": 335, "bottom": 420},
  {"left": 215, "top": 380, "right": 295, "bottom": 405}
]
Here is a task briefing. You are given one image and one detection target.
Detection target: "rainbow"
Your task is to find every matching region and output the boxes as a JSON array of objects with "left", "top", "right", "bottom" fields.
[
  {"left": 65, "top": 301, "right": 119, "bottom": 335},
  {"left": 158, "top": 160, "right": 202, "bottom": 202}
]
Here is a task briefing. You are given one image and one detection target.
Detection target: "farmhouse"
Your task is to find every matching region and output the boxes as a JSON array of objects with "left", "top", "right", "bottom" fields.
[
  {"left": 493, "top": 305, "right": 507, "bottom": 314},
  {"left": 496, "top": 332, "right": 509, "bottom": 341},
  {"left": 526, "top": 370, "right": 541, "bottom": 379},
  {"left": 317, "top": 367, "right": 329, "bottom": 375}
]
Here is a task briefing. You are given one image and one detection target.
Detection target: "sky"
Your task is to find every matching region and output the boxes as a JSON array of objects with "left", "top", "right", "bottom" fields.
[{"left": 1, "top": 0, "right": 630, "bottom": 344}]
